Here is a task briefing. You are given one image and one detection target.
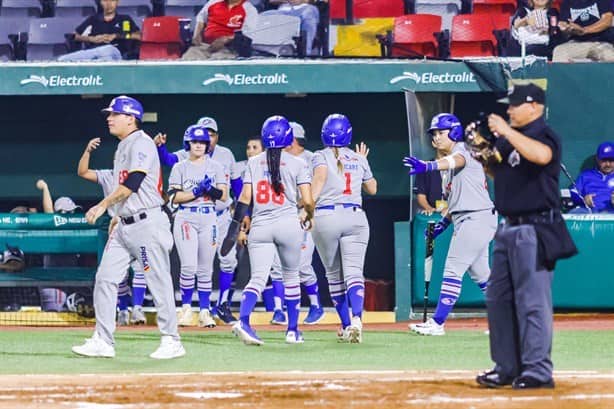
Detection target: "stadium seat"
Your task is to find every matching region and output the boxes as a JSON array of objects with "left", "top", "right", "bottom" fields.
[
  {"left": 449, "top": 14, "right": 509, "bottom": 57},
  {"left": 0, "top": 0, "right": 42, "bottom": 18},
  {"left": 329, "top": 0, "right": 347, "bottom": 20},
  {"left": 414, "top": 0, "right": 461, "bottom": 32},
  {"left": 246, "top": 14, "right": 302, "bottom": 57},
  {"left": 354, "top": 0, "right": 405, "bottom": 18},
  {"left": 54, "top": 0, "right": 98, "bottom": 18},
  {"left": 139, "top": 16, "right": 183, "bottom": 60},
  {"left": 383, "top": 14, "right": 442, "bottom": 58},
  {"left": 0, "top": 17, "right": 29, "bottom": 61},
  {"left": 26, "top": 17, "right": 82, "bottom": 61},
  {"left": 164, "top": 0, "right": 202, "bottom": 19},
  {"left": 472, "top": 0, "right": 516, "bottom": 16},
  {"left": 333, "top": 17, "right": 394, "bottom": 57}
]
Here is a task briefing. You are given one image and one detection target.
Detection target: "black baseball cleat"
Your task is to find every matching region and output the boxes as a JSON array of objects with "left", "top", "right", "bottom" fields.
[
  {"left": 476, "top": 370, "right": 514, "bottom": 388},
  {"left": 512, "top": 376, "right": 555, "bottom": 390},
  {"left": 214, "top": 302, "right": 238, "bottom": 325}
]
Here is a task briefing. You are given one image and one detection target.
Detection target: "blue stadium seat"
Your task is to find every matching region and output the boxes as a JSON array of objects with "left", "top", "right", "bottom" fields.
[
  {"left": 0, "top": 0, "right": 43, "bottom": 18},
  {"left": 0, "top": 17, "right": 29, "bottom": 61},
  {"left": 54, "top": 0, "right": 98, "bottom": 18},
  {"left": 26, "top": 17, "right": 83, "bottom": 61},
  {"left": 164, "top": 0, "right": 202, "bottom": 19}
]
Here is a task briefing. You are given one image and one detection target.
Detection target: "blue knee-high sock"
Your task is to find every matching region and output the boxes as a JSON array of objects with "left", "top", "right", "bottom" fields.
[
  {"left": 217, "top": 270, "right": 234, "bottom": 306},
  {"left": 478, "top": 281, "right": 487, "bottom": 293},
  {"left": 332, "top": 295, "right": 351, "bottom": 328},
  {"left": 261, "top": 286, "right": 275, "bottom": 311},
  {"left": 118, "top": 293, "right": 131, "bottom": 311},
  {"left": 239, "top": 289, "right": 259, "bottom": 326},
  {"left": 347, "top": 284, "right": 365, "bottom": 318},
  {"left": 132, "top": 286, "right": 146, "bottom": 307},
  {"left": 303, "top": 282, "right": 320, "bottom": 308},
  {"left": 285, "top": 298, "right": 300, "bottom": 332},
  {"left": 198, "top": 291, "right": 211, "bottom": 310},
  {"left": 272, "top": 279, "right": 285, "bottom": 310},
  {"left": 432, "top": 277, "right": 462, "bottom": 325}
]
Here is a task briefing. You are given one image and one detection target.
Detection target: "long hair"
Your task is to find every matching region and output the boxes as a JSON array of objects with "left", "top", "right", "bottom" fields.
[
  {"left": 267, "top": 148, "right": 284, "bottom": 195},
  {"left": 333, "top": 147, "right": 343, "bottom": 174}
]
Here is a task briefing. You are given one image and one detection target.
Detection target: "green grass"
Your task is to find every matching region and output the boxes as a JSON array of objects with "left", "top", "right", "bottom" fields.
[{"left": 0, "top": 329, "right": 613, "bottom": 374}]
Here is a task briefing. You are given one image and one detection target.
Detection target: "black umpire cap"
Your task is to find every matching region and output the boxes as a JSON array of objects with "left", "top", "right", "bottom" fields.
[{"left": 498, "top": 83, "right": 546, "bottom": 106}]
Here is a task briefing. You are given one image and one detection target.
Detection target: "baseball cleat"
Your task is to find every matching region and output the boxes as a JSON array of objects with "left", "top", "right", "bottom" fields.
[
  {"left": 285, "top": 330, "right": 305, "bottom": 344},
  {"left": 337, "top": 327, "right": 353, "bottom": 343},
  {"left": 348, "top": 316, "right": 363, "bottom": 343},
  {"left": 117, "top": 310, "right": 130, "bottom": 326},
  {"left": 303, "top": 305, "right": 325, "bottom": 325},
  {"left": 178, "top": 304, "right": 194, "bottom": 326},
  {"left": 270, "top": 309, "right": 287, "bottom": 325},
  {"left": 409, "top": 318, "right": 445, "bottom": 336},
  {"left": 232, "top": 321, "right": 264, "bottom": 346},
  {"left": 149, "top": 336, "right": 186, "bottom": 360},
  {"left": 130, "top": 306, "right": 147, "bottom": 325},
  {"left": 72, "top": 332, "right": 115, "bottom": 358},
  {"left": 213, "top": 302, "right": 238, "bottom": 325},
  {"left": 198, "top": 309, "right": 216, "bottom": 328}
]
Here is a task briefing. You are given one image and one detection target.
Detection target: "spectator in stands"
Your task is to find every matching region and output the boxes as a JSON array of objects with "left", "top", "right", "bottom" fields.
[
  {"left": 552, "top": 0, "right": 614, "bottom": 62},
  {"left": 507, "top": 0, "right": 555, "bottom": 58},
  {"left": 182, "top": 0, "right": 258, "bottom": 60},
  {"left": 35, "top": 179, "right": 82, "bottom": 214},
  {"left": 263, "top": 0, "right": 320, "bottom": 55},
  {"left": 571, "top": 141, "right": 614, "bottom": 213},
  {"left": 415, "top": 137, "right": 446, "bottom": 215},
  {"left": 58, "top": 0, "right": 141, "bottom": 62}
]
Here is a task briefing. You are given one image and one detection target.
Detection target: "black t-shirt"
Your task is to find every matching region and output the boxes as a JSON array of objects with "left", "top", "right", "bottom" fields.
[
  {"left": 559, "top": 0, "right": 614, "bottom": 42},
  {"left": 414, "top": 166, "right": 443, "bottom": 208},
  {"left": 75, "top": 13, "right": 139, "bottom": 54},
  {"left": 492, "top": 116, "right": 561, "bottom": 216}
]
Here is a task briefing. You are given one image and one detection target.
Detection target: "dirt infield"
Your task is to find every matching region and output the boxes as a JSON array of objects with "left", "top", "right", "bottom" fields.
[{"left": 1, "top": 371, "right": 614, "bottom": 409}]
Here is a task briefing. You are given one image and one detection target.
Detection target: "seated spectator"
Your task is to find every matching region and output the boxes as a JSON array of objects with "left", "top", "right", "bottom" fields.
[
  {"left": 58, "top": 0, "right": 141, "bottom": 62},
  {"left": 263, "top": 0, "right": 320, "bottom": 56},
  {"left": 415, "top": 137, "right": 446, "bottom": 216},
  {"left": 182, "top": 0, "right": 258, "bottom": 60},
  {"left": 507, "top": 0, "right": 556, "bottom": 58},
  {"left": 552, "top": 0, "right": 614, "bottom": 62},
  {"left": 571, "top": 141, "right": 614, "bottom": 213}
]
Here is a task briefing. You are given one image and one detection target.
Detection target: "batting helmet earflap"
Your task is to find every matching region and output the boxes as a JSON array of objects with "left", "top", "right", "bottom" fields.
[
  {"left": 183, "top": 125, "right": 211, "bottom": 151},
  {"left": 321, "top": 114, "right": 352, "bottom": 147},
  {"left": 428, "top": 113, "right": 463, "bottom": 142},
  {"left": 101, "top": 95, "right": 144, "bottom": 121},
  {"left": 261, "top": 115, "right": 294, "bottom": 148}
]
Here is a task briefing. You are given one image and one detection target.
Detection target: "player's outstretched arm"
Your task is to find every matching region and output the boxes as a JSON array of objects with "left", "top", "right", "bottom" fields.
[
  {"left": 77, "top": 138, "right": 100, "bottom": 183},
  {"left": 86, "top": 185, "right": 132, "bottom": 225}
]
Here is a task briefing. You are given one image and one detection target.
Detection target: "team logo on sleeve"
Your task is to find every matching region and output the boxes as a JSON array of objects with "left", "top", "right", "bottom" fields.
[
  {"left": 140, "top": 246, "right": 151, "bottom": 272},
  {"left": 137, "top": 152, "right": 147, "bottom": 167}
]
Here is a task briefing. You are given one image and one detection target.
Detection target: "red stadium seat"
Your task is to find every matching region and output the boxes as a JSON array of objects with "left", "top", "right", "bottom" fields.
[
  {"left": 329, "top": 0, "right": 347, "bottom": 20},
  {"left": 390, "top": 14, "right": 442, "bottom": 57},
  {"left": 354, "top": 0, "right": 405, "bottom": 18},
  {"left": 472, "top": 0, "right": 517, "bottom": 16},
  {"left": 449, "top": 14, "right": 509, "bottom": 57},
  {"left": 139, "top": 16, "right": 183, "bottom": 60}
]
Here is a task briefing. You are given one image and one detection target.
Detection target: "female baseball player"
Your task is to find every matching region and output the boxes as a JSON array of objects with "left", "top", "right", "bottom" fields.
[
  {"left": 311, "top": 114, "right": 377, "bottom": 344},
  {"left": 226, "top": 115, "right": 314, "bottom": 346},
  {"left": 403, "top": 113, "right": 497, "bottom": 336},
  {"left": 168, "top": 125, "right": 227, "bottom": 328},
  {"left": 77, "top": 137, "right": 148, "bottom": 326}
]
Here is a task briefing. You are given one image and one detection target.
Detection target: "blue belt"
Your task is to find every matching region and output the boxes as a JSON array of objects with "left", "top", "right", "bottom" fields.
[
  {"left": 216, "top": 207, "right": 230, "bottom": 217},
  {"left": 316, "top": 203, "right": 361, "bottom": 211},
  {"left": 178, "top": 205, "right": 215, "bottom": 214}
]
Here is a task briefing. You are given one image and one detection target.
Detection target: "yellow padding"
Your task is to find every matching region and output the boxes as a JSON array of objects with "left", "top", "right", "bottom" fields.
[
  {"left": 334, "top": 18, "right": 394, "bottom": 57},
  {"left": 0, "top": 311, "right": 95, "bottom": 326}
]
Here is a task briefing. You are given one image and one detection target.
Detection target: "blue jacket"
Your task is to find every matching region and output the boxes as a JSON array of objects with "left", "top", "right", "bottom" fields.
[{"left": 575, "top": 169, "right": 614, "bottom": 212}]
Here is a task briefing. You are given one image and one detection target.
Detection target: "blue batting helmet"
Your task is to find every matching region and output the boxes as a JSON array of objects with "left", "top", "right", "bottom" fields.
[
  {"left": 321, "top": 114, "right": 352, "bottom": 147},
  {"left": 261, "top": 115, "right": 294, "bottom": 148},
  {"left": 597, "top": 141, "right": 614, "bottom": 161},
  {"left": 101, "top": 95, "right": 143, "bottom": 121},
  {"left": 183, "top": 125, "right": 210, "bottom": 151},
  {"left": 428, "top": 113, "right": 463, "bottom": 142}
]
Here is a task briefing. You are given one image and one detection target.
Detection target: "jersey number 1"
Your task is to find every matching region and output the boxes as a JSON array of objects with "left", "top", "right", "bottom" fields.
[
  {"left": 255, "top": 180, "right": 285, "bottom": 205},
  {"left": 343, "top": 172, "right": 352, "bottom": 195}
]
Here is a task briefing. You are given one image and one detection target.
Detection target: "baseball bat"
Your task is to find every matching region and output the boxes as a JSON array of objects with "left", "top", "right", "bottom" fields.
[{"left": 423, "top": 221, "right": 436, "bottom": 323}]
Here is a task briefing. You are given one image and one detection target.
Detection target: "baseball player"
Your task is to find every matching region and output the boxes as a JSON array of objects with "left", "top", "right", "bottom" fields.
[
  {"left": 269, "top": 121, "right": 325, "bottom": 326},
  {"left": 311, "top": 114, "right": 377, "bottom": 344},
  {"left": 77, "top": 137, "right": 148, "bottom": 326},
  {"left": 168, "top": 125, "right": 227, "bottom": 328},
  {"left": 403, "top": 113, "right": 497, "bottom": 336},
  {"left": 154, "top": 117, "right": 240, "bottom": 325},
  {"left": 226, "top": 115, "right": 315, "bottom": 346},
  {"left": 72, "top": 96, "right": 184, "bottom": 359}
]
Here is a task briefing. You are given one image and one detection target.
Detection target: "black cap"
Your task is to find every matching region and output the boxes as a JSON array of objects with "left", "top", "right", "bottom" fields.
[{"left": 498, "top": 83, "right": 546, "bottom": 106}]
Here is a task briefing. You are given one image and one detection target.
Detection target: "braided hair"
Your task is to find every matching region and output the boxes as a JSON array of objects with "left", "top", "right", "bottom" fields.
[{"left": 267, "top": 148, "right": 284, "bottom": 195}]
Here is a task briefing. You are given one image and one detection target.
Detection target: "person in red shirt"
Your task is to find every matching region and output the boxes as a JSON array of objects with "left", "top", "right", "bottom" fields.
[{"left": 182, "top": 0, "right": 258, "bottom": 60}]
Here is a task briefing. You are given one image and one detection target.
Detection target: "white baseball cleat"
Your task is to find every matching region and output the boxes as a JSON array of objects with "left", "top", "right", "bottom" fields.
[
  {"left": 130, "top": 306, "right": 147, "bottom": 325},
  {"left": 409, "top": 318, "right": 445, "bottom": 336},
  {"left": 347, "top": 316, "right": 363, "bottom": 344},
  {"left": 285, "top": 330, "right": 305, "bottom": 344},
  {"left": 149, "top": 336, "right": 186, "bottom": 360},
  {"left": 72, "top": 332, "right": 115, "bottom": 358},
  {"left": 117, "top": 310, "right": 130, "bottom": 326},
  {"left": 232, "top": 321, "right": 264, "bottom": 346},
  {"left": 178, "top": 304, "right": 193, "bottom": 326},
  {"left": 198, "top": 309, "right": 216, "bottom": 328}
]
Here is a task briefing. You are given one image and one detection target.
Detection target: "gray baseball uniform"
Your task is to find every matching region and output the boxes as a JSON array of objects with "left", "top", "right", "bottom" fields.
[
  {"left": 169, "top": 158, "right": 226, "bottom": 302},
  {"left": 94, "top": 130, "right": 178, "bottom": 346}
]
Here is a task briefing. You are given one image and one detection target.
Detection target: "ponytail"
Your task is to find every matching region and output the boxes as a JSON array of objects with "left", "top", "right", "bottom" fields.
[
  {"left": 333, "top": 147, "right": 343, "bottom": 174},
  {"left": 267, "top": 148, "right": 284, "bottom": 195}
]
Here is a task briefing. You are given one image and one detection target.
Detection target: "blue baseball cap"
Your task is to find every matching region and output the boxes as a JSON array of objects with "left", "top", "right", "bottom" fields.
[{"left": 597, "top": 141, "right": 614, "bottom": 160}]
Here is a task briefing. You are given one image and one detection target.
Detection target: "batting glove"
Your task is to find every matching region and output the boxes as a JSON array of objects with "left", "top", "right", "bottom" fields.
[
  {"left": 403, "top": 156, "right": 438, "bottom": 175},
  {"left": 424, "top": 217, "right": 451, "bottom": 240},
  {"left": 192, "top": 175, "right": 213, "bottom": 197}
]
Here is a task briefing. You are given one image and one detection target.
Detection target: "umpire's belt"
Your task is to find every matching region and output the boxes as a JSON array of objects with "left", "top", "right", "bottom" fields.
[
  {"left": 505, "top": 209, "right": 557, "bottom": 226},
  {"left": 316, "top": 203, "right": 361, "bottom": 211},
  {"left": 179, "top": 205, "right": 215, "bottom": 214},
  {"left": 120, "top": 212, "right": 148, "bottom": 225}
]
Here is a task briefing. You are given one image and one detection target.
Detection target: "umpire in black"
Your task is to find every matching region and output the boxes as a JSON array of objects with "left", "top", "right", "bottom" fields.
[{"left": 475, "top": 83, "right": 577, "bottom": 390}]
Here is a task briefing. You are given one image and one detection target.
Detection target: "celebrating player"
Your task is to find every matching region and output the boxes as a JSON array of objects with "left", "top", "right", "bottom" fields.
[
  {"left": 225, "top": 115, "right": 314, "bottom": 346},
  {"left": 168, "top": 125, "right": 228, "bottom": 328},
  {"left": 311, "top": 114, "right": 377, "bottom": 343},
  {"left": 72, "top": 96, "right": 184, "bottom": 359},
  {"left": 403, "top": 113, "right": 497, "bottom": 336}
]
